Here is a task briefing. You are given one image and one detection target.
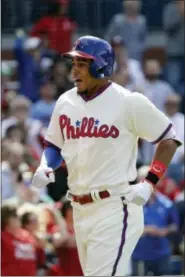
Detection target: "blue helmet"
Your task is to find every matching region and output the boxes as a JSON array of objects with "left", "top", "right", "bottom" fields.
[{"left": 63, "top": 36, "right": 115, "bottom": 79}]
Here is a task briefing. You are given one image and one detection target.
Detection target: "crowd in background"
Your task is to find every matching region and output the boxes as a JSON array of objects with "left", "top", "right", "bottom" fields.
[{"left": 1, "top": 0, "right": 184, "bottom": 276}]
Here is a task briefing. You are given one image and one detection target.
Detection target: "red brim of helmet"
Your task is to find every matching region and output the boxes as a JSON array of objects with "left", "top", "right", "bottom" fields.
[{"left": 63, "top": 50, "right": 95, "bottom": 60}]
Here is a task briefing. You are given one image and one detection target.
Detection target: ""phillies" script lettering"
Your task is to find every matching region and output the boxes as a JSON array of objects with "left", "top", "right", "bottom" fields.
[{"left": 59, "top": 114, "right": 119, "bottom": 140}]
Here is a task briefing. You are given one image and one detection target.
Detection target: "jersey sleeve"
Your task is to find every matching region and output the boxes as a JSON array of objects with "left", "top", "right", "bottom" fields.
[
  {"left": 45, "top": 100, "right": 64, "bottom": 149},
  {"left": 128, "top": 93, "right": 172, "bottom": 144}
]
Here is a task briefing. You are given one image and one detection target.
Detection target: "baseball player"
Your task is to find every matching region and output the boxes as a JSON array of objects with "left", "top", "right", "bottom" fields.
[{"left": 31, "top": 36, "right": 181, "bottom": 276}]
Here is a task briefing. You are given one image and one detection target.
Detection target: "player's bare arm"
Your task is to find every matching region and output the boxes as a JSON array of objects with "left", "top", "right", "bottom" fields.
[
  {"left": 122, "top": 92, "right": 182, "bottom": 206},
  {"left": 123, "top": 139, "right": 181, "bottom": 206},
  {"left": 152, "top": 139, "right": 179, "bottom": 167}
]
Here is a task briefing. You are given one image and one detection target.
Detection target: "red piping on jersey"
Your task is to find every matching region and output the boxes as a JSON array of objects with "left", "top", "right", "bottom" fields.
[{"left": 151, "top": 123, "right": 172, "bottom": 144}]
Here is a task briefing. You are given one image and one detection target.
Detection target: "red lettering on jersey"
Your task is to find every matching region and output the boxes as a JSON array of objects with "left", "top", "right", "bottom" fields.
[
  {"left": 59, "top": 115, "right": 119, "bottom": 140},
  {"left": 59, "top": 114, "right": 67, "bottom": 139},
  {"left": 110, "top": 126, "right": 120, "bottom": 138},
  {"left": 87, "top": 117, "right": 95, "bottom": 137},
  {"left": 81, "top": 117, "right": 88, "bottom": 137},
  {"left": 93, "top": 125, "right": 99, "bottom": 137},
  {"left": 59, "top": 114, "right": 68, "bottom": 129},
  {"left": 99, "top": 124, "right": 110, "bottom": 138},
  {"left": 67, "top": 124, "right": 76, "bottom": 139},
  {"left": 76, "top": 126, "right": 80, "bottom": 138}
]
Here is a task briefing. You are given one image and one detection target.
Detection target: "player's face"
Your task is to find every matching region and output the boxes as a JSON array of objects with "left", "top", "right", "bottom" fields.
[{"left": 71, "top": 57, "right": 97, "bottom": 93}]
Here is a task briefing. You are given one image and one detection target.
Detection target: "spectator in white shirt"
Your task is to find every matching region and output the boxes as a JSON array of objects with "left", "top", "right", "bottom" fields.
[
  {"left": 1, "top": 142, "right": 25, "bottom": 200},
  {"left": 164, "top": 94, "right": 184, "bottom": 184},
  {"left": 1, "top": 140, "right": 47, "bottom": 203},
  {"left": 164, "top": 94, "right": 184, "bottom": 164},
  {"left": 111, "top": 35, "right": 145, "bottom": 87},
  {"left": 163, "top": 0, "right": 184, "bottom": 88},
  {"left": 105, "top": 0, "right": 147, "bottom": 60},
  {"left": 2, "top": 96, "right": 44, "bottom": 159},
  {"left": 137, "top": 59, "right": 176, "bottom": 165},
  {"left": 136, "top": 59, "right": 175, "bottom": 112}
]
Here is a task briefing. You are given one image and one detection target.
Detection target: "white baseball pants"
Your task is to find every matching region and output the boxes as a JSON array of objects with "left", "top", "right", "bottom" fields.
[{"left": 72, "top": 196, "right": 144, "bottom": 276}]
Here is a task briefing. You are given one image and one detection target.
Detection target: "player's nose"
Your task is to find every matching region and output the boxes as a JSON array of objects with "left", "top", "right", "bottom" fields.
[
  {"left": 71, "top": 67, "right": 80, "bottom": 79},
  {"left": 71, "top": 64, "right": 77, "bottom": 73}
]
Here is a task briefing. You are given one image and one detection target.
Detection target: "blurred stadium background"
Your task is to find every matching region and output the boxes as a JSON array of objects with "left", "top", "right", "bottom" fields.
[{"left": 1, "top": 0, "right": 184, "bottom": 276}]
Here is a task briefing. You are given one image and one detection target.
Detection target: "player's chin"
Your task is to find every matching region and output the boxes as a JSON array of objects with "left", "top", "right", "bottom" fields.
[{"left": 75, "top": 81, "right": 87, "bottom": 93}]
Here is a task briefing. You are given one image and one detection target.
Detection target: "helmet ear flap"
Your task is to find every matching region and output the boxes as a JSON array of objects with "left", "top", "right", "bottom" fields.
[{"left": 89, "top": 60, "right": 107, "bottom": 79}]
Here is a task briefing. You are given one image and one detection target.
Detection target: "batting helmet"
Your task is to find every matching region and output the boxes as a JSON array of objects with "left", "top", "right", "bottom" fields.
[{"left": 63, "top": 36, "right": 115, "bottom": 79}]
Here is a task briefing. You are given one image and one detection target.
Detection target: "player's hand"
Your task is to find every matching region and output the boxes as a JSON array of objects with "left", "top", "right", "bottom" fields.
[
  {"left": 31, "top": 166, "right": 55, "bottom": 189},
  {"left": 122, "top": 181, "right": 153, "bottom": 206}
]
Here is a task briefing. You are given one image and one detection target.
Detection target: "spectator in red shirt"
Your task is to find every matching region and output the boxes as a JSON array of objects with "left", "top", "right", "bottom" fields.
[
  {"left": 31, "top": 0, "right": 77, "bottom": 54},
  {"left": 157, "top": 176, "right": 181, "bottom": 201},
  {"left": 21, "top": 211, "right": 46, "bottom": 274},
  {"left": 1, "top": 205, "right": 41, "bottom": 276},
  {"left": 50, "top": 200, "right": 83, "bottom": 276}
]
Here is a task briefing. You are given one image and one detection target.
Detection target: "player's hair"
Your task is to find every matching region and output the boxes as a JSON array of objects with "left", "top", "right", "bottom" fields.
[{"left": 1, "top": 205, "right": 18, "bottom": 231}]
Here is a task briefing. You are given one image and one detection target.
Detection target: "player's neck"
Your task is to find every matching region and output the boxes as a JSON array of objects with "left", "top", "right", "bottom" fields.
[{"left": 85, "top": 80, "right": 110, "bottom": 98}]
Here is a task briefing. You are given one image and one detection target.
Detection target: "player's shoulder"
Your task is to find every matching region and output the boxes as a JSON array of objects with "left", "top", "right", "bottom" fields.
[
  {"left": 119, "top": 90, "right": 156, "bottom": 114},
  {"left": 125, "top": 91, "right": 150, "bottom": 105},
  {"left": 111, "top": 82, "right": 132, "bottom": 97},
  {"left": 112, "top": 83, "right": 147, "bottom": 103},
  {"left": 110, "top": 83, "right": 148, "bottom": 107}
]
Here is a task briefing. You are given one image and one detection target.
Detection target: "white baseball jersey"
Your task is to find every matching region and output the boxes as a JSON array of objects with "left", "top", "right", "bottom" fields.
[{"left": 45, "top": 82, "right": 172, "bottom": 195}]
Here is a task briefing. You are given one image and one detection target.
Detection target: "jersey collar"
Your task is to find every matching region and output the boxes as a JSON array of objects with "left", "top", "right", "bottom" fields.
[{"left": 78, "top": 81, "right": 112, "bottom": 102}]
